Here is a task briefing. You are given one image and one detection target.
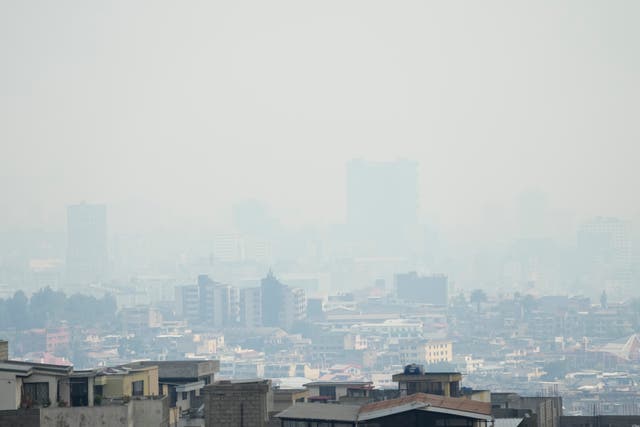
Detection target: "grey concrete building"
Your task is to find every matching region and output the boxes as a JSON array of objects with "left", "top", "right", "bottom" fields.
[
  {"left": 0, "top": 397, "right": 170, "bottom": 427},
  {"left": 202, "top": 379, "right": 273, "bottom": 427}
]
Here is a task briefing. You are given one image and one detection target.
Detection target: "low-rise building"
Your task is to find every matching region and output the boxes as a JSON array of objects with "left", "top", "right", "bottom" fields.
[
  {"left": 202, "top": 379, "right": 273, "bottom": 427},
  {"left": 275, "top": 392, "right": 493, "bottom": 427},
  {"left": 0, "top": 346, "right": 73, "bottom": 410},
  {"left": 392, "top": 369, "right": 462, "bottom": 397},
  {"left": 304, "top": 381, "right": 373, "bottom": 402},
  {"left": 399, "top": 339, "right": 453, "bottom": 365},
  {"left": 94, "top": 364, "right": 160, "bottom": 400}
]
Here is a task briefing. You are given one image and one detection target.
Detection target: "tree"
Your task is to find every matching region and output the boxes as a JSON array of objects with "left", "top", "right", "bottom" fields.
[
  {"left": 470, "top": 289, "right": 487, "bottom": 313},
  {"left": 0, "top": 287, "right": 119, "bottom": 331},
  {"left": 8, "top": 291, "right": 30, "bottom": 329},
  {"left": 29, "top": 287, "right": 66, "bottom": 327}
]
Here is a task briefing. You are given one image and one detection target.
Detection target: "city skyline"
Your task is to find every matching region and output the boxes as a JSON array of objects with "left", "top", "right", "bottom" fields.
[{"left": 2, "top": 1, "right": 640, "bottom": 423}]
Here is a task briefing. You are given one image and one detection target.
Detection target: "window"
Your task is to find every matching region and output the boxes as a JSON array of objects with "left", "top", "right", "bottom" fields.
[
  {"left": 348, "top": 388, "right": 366, "bottom": 397},
  {"left": 182, "top": 392, "right": 188, "bottom": 400},
  {"left": 318, "top": 386, "right": 336, "bottom": 400},
  {"left": 94, "top": 385, "right": 104, "bottom": 398},
  {"left": 23, "top": 382, "right": 50, "bottom": 406},
  {"left": 132, "top": 380, "right": 144, "bottom": 396}
]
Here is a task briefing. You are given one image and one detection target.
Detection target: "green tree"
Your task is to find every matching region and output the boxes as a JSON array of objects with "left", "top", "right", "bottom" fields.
[
  {"left": 29, "top": 287, "right": 66, "bottom": 327},
  {"left": 8, "top": 291, "right": 30, "bottom": 328}
]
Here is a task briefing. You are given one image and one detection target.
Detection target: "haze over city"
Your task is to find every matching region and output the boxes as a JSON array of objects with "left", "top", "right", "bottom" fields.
[
  {"left": 2, "top": 2, "right": 640, "bottom": 426},
  {"left": 2, "top": 1, "right": 639, "bottom": 234}
]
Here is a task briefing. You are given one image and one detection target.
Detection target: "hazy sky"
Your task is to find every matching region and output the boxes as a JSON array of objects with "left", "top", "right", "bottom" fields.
[{"left": 2, "top": 1, "right": 639, "bottom": 232}]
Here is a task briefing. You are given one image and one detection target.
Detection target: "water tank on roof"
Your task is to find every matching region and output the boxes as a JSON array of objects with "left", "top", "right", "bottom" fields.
[{"left": 403, "top": 364, "right": 424, "bottom": 375}]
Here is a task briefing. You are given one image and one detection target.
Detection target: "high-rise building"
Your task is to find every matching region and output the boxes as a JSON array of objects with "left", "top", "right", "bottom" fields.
[
  {"left": 260, "top": 271, "right": 306, "bottom": 331},
  {"left": 261, "top": 271, "right": 285, "bottom": 328},
  {"left": 346, "top": 159, "right": 419, "bottom": 256},
  {"left": 395, "top": 272, "right": 448, "bottom": 305},
  {"left": 239, "top": 287, "right": 262, "bottom": 328},
  {"left": 66, "top": 203, "right": 108, "bottom": 284},
  {"left": 176, "top": 284, "right": 200, "bottom": 323},
  {"left": 578, "top": 217, "right": 634, "bottom": 291},
  {"left": 284, "top": 287, "right": 307, "bottom": 328},
  {"left": 198, "top": 275, "right": 239, "bottom": 328}
]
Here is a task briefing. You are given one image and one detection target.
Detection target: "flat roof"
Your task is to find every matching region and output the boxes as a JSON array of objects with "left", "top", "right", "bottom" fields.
[
  {"left": 304, "top": 381, "right": 373, "bottom": 387},
  {"left": 392, "top": 372, "right": 462, "bottom": 380},
  {"left": 1, "top": 360, "right": 72, "bottom": 374},
  {"left": 274, "top": 388, "right": 308, "bottom": 394},
  {"left": 0, "top": 362, "right": 32, "bottom": 375},
  {"left": 494, "top": 418, "right": 525, "bottom": 427},
  {"left": 276, "top": 403, "right": 360, "bottom": 422},
  {"left": 175, "top": 380, "right": 205, "bottom": 393}
]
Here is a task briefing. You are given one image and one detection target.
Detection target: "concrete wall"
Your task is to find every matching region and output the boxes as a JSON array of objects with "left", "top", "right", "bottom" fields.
[
  {"left": 0, "top": 373, "right": 21, "bottom": 410},
  {"left": 0, "top": 409, "right": 40, "bottom": 427},
  {"left": 203, "top": 380, "right": 272, "bottom": 427},
  {"left": 0, "top": 341, "right": 8, "bottom": 361},
  {"left": 469, "top": 390, "right": 491, "bottom": 403},
  {"left": 11, "top": 398, "right": 169, "bottom": 427},
  {"left": 519, "top": 397, "right": 562, "bottom": 427},
  {"left": 41, "top": 404, "right": 133, "bottom": 427},
  {"left": 131, "top": 360, "right": 219, "bottom": 382},
  {"left": 100, "top": 375, "right": 124, "bottom": 398},
  {"left": 273, "top": 390, "right": 308, "bottom": 412},
  {"left": 560, "top": 416, "right": 640, "bottom": 427},
  {"left": 130, "top": 398, "right": 169, "bottom": 427},
  {"left": 101, "top": 368, "right": 159, "bottom": 398}
]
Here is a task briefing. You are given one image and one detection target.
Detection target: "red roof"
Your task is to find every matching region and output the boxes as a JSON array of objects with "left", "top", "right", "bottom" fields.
[{"left": 359, "top": 393, "right": 492, "bottom": 416}]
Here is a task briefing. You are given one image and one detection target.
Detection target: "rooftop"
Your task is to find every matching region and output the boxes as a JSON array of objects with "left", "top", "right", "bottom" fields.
[
  {"left": 304, "top": 380, "right": 373, "bottom": 387},
  {"left": 0, "top": 359, "right": 73, "bottom": 375},
  {"left": 360, "top": 393, "right": 492, "bottom": 417},
  {"left": 276, "top": 393, "right": 493, "bottom": 423},
  {"left": 276, "top": 403, "right": 361, "bottom": 422}
]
